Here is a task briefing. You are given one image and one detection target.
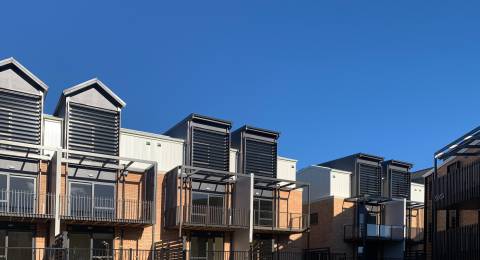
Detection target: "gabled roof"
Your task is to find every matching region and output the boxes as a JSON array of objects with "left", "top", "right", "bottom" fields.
[
  {"left": 54, "top": 78, "right": 126, "bottom": 114},
  {"left": 0, "top": 57, "right": 48, "bottom": 92}
]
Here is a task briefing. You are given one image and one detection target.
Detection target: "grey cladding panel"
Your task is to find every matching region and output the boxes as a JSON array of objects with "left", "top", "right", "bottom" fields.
[
  {"left": 0, "top": 89, "right": 41, "bottom": 152},
  {"left": 245, "top": 139, "right": 277, "bottom": 177},
  {"left": 191, "top": 128, "right": 229, "bottom": 171},
  {"left": 68, "top": 166, "right": 116, "bottom": 181},
  {"left": 358, "top": 163, "right": 381, "bottom": 196},
  {"left": 68, "top": 103, "right": 119, "bottom": 156}
]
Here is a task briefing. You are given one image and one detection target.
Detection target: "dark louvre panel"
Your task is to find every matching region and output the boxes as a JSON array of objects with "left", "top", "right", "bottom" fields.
[
  {"left": 191, "top": 128, "right": 229, "bottom": 171},
  {"left": 245, "top": 139, "right": 277, "bottom": 177},
  {"left": 391, "top": 170, "right": 410, "bottom": 199},
  {"left": 68, "top": 103, "right": 119, "bottom": 156},
  {"left": 0, "top": 89, "right": 41, "bottom": 152},
  {"left": 358, "top": 164, "right": 381, "bottom": 196}
]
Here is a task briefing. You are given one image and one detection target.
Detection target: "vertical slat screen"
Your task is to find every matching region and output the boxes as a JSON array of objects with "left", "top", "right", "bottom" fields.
[
  {"left": 244, "top": 139, "right": 277, "bottom": 177},
  {"left": 0, "top": 89, "right": 41, "bottom": 152},
  {"left": 191, "top": 128, "right": 229, "bottom": 172}
]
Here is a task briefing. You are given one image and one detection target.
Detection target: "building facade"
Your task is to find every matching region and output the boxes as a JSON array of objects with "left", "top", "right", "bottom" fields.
[
  {"left": 298, "top": 153, "right": 424, "bottom": 260},
  {"left": 0, "top": 57, "right": 309, "bottom": 259},
  {"left": 424, "top": 126, "right": 480, "bottom": 259}
]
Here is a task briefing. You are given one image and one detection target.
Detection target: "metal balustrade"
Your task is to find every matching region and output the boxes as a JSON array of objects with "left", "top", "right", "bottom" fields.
[
  {"left": 344, "top": 224, "right": 405, "bottom": 241},
  {"left": 253, "top": 211, "right": 309, "bottom": 232},
  {"left": 407, "top": 227, "right": 424, "bottom": 242},
  {"left": 0, "top": 247, "right": 159, "bottom": 260},
  {"left": 0, "top": 189, "right": 54, "bottom": 218},
  {"left": 60, "top": 195, "right": 153, "bottom": 224},
  {"left": 174, "top": 205, "right": 250, "bottom": 229}
]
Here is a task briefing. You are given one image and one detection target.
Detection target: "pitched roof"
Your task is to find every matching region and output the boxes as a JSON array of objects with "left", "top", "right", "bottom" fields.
[{"left": 0, "top": 57, "right": 48, "bottom": 92}]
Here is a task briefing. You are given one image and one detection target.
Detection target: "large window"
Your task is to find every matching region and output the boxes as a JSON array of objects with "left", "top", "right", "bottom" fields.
[
  {"left": 69, "top": 231, "right": 114, "bottom": 259},
  {"left": 254, "top": 198, "right": 273, "bottom": 227},
  {"left": 69, "top": 182, "right": 115, "bottom": 219},
  {"left": 0, "top": 173, "right": 36, "bottom": 214},
  {"left": 191, "top": 192, "right": 224, "bottom": 225},
  {"left": 0, "top": 229, "right": 33, "bottom": 260},
  {"left": 190, "top": 233, "right": 224, "bottom": 260}
]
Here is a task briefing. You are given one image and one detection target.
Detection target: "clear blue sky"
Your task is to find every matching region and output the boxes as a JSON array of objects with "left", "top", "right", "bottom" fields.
[{"left": 2, "top": 1, "right": 479, "bottom": 170}]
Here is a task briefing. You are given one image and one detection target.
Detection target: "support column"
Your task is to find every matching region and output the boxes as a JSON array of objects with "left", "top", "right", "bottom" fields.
[{"left": 49, "top": 149, "right": 62, "bottom": 246}]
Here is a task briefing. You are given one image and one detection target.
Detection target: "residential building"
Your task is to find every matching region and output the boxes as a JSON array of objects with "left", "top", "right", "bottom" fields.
[
  {"left": 0, "top": 57, "right": 308, "bottom": 259},
  {"left": 424, "top": 126, "right": 480, "bottom": 259},
  {"left": 298, "top": 153, "right": 424, "bottom": 259}
]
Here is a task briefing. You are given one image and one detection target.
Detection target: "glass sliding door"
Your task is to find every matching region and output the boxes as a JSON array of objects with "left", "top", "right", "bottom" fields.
[
  {"left": 190, "top": 234, "right": 224, "bottom": 260},
  {"left": 93, "top": 184, "right": 115, "bottom": 219},
  {"left": 69, "top": 232, "right": 114, "bottom": 260},
  {"left": 254, "top": 198, "right": 273, "bottom": 227},
  {"left": 191, "top": 192, "right": 224, "bottom": 225},
  {"left": 0, "top": 173, "right": 36, "bottom": 214},
  {"left": 0, "top": 230, "right": 33, "bottom": 260},
  {"left": 10, "top": 176, "right": 35, "bottom": 214},
  {"left": 69, "top": 182, "right": 115, "bottom": 219},
  {"left": 70, "top": 183, "right": 93, "bottom": 218}
]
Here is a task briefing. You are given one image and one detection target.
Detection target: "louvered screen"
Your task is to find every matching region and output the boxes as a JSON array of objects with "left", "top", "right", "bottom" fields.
[
  {"left": 191, "top": 128, "right": 229, "bottom": 171},
  {"left": 391, "top": 170, "right": 410, "bottom": 199},
  {"left": 244, "top": 139, "right": 277, "bottom": 177},
  {"left": 358, "top": 164, "right": 381, "bottom": 196},
  {"left": 0, "top": 89, "right": 41, "bottom": 152},
  {"left": 68, "top": 103, "right": 119, "bottom": 156}
]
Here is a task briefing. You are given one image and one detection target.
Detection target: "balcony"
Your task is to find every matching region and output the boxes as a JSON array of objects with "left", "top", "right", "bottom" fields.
[
  {"left": 168, "top": 205, "right": 249, "bottom": 230},
  {"left": 60, "top": 195, "right": 153, "bottom": 225},
  {"left": 254, "top": 211, "right": 309, "bottom": 233},
  {"left": 344, "top": 224, "right": 405, "bottom": 241},
  {"left": 433, "top": 160, "right": 480, "bottom": 209},
  {"left": 0, "top": 189, "right": 55, "bottom": 220}
]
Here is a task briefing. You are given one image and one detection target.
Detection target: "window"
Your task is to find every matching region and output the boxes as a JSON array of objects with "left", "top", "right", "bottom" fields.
[
  {"left": 191, "top": 192, "right": 225, "bottom": 225},
  {"left": 447, "top": 209, "right": 457, "bottom": 229},
  {"left": 69, "top": 182, "right": 115, "bottom": 219},
  {"left": 254, "top": 198, "right": 273, "bottom": 227},
  {"left": 0, "top": 173, "right": 36, "bottom": 214},
  {"left": 310, "top": 213, "right": 319, "bottom": 225}
]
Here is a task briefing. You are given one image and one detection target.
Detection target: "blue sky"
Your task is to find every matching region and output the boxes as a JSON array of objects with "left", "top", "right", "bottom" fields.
[{"left": 2, "top": 1, "right": 479, "bottom": 170}]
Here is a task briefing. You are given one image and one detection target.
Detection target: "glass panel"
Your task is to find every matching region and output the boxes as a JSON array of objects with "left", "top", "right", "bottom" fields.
[
  {"left": 191, "top": 236, "right": 207, "bottom": 260},
  {"left": 70, "top": 183, "right": 93, "bottom": 217},
  {"left": 8, "top": 231, "right": 32, "bottom": 260},
  {"left": 93, "top": 184, "right": 115, "bottom": 219},
  {"left": 210, "top": 237, "right": 224, "bottom": 260},
  {"left": 253, "top": 200, "right": 259, "bottom": 225},
  {"left": 209, "top": 196, "right": 224, "bottom": 225},
  {"left": 191, "top": 193, "right": 208, "bottom": 224},
  {"left": 10, "top": 177, "right": 35, "bottom": 214},
  {"left": 0, "top": 230, "right": 5, "bottom": 258},
  {"left": 92, "top": 233, "right": 113, "bottom": 259},
  {"left": 69, "top": 233, "right": 90, "bottom": 260},
  {"left": 0, "top": 175, "right": 7, "bottom": 213}
]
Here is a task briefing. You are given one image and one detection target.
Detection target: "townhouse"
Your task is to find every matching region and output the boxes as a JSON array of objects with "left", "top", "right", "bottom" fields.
[
  {"left": 424, "top": 125, "right": 480, "bottom": 259},
  {"left": 298, "top": 153, "right": 424, "bottom": 260},
  {"left": 0, "top": 57, "right": 309, "bottom": 259}
]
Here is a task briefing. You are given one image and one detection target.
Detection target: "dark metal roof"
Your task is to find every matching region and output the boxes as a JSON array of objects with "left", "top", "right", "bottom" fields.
[
  {"left": 383, "top": 160, "right": 413, "bottom": 169},
  {"left": 410, "top": 168, "right": 431, "bottom": 184},
  {"left": 232, "top": 125, "right": 280, "bottom": 139},
  {"left": 318, "top": 152, "right": 384, "bottom": 167},
  {"left": 164, "top": 113, "right": 232, "bottom": 134},
  {"left": 435, "top": 125, "right": 480, "bottom": 160}
]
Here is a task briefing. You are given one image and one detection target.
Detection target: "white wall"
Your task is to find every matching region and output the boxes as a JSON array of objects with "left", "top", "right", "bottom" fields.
[
  {"left": 120, "top": 128, "right": 184, "bottom": 172},
  {"left": 297, "top": 165, "right": 351, "bottom": 202},
  {"left": 43, "top": 115, "right": 63, "bottom": 158},
  {"left": 410, "top": 182, "right": 425, "bottom": 203},
  {"left": 330, "top": 168, "right": 351, "bottom": 198},
  {"left": 277, "top": 156, "right": 297, "bottom": 181},
  {"left": 229, "top": 149, "right": 238, "bottom": 173}
]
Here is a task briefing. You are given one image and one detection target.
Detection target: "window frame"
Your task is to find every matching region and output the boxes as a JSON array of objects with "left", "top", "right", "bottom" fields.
[{"left": 68, "top": 180, "right": 116, "bottom": 218}]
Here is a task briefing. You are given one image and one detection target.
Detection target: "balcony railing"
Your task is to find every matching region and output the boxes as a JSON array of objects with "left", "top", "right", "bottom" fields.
[
  {"left": 254, "top": 212, "right": 309, "bottom": 232},
  {"left": 60, "top": 195, "right": 153, "bottom": 224},
  {"left": 433, "top": 160, "right": 480, "bottom": 209},
  {"left": 0, "top": 247, "right": 157, "bottom": 260},
  {"left": 171, "top": 205, "right": 249, "bottom": 229},
  {"left": 344, "top": 224, "right": 405, "bottom": 241},
  {"left": 0, "top": 189, "right": 54, "bottom": 219}
]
